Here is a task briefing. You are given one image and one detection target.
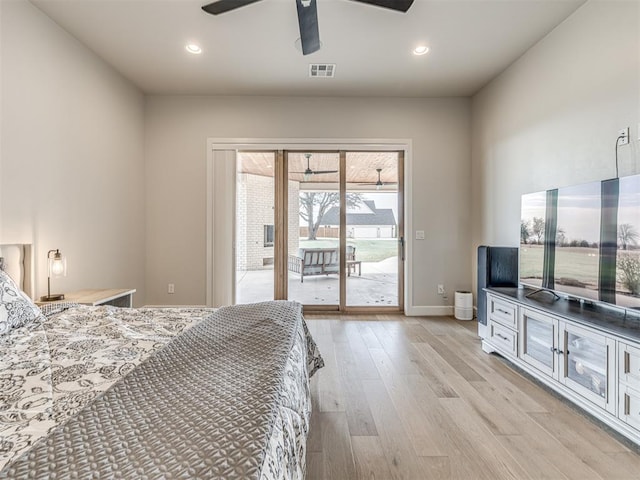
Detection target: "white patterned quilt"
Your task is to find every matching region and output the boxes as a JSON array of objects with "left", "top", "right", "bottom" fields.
[{"left": 0, "top": 301, "right": 323, "bottom": 479}]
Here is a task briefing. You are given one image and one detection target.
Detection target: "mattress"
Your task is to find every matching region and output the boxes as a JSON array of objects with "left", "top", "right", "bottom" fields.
[{"left": 0, "top": 301, "right": 323, "bottom": 479}]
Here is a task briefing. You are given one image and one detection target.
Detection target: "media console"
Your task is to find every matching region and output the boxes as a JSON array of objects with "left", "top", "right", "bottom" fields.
[{"left": 481, "top": 286, "right": 640, "bottom": 446}]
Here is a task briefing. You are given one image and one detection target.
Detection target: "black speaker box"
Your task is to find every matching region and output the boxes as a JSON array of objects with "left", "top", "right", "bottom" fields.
[{"left": 477, "top": 246, "right": 519, "bottom": 325}]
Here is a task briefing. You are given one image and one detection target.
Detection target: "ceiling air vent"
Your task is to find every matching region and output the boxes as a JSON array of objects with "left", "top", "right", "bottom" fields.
[{"left": 309, "top": 64, "right": 335, "bottom": 78}]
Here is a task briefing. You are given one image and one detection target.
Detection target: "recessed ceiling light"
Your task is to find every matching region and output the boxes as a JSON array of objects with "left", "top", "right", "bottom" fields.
[
  {"left": 413, "top": 45, "right": 429, "bottom": 56},
  {"left": 185, "top": 43, "right": 202, "bottom": 54}
]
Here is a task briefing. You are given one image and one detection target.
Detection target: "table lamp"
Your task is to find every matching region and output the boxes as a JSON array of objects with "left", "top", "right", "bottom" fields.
[{"left": 40, "top": 249, "right": 66, "bottom": 301}]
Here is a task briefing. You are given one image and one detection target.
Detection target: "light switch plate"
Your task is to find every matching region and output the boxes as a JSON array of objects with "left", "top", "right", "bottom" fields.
[{"left": 416, "top": 230, "right": 425, "bottom": 240}]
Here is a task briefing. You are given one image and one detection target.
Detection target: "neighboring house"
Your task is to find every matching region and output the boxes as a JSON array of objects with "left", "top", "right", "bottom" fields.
[{"left": 319, "top": 201, "right": 397, "bottom": 239}]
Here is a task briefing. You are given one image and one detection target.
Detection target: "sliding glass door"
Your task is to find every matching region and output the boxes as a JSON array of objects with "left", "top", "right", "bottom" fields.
[
  {"left": 235, "top": 151, "right": 276, "bottom": 303},
  {"left": 345, "top": 152, "right": 403, "bottom": 309},
  {"left": 235, "top": 149, "right": 403, "bottom": 312},
  {"left": 287, "top": 152, "right": 341, "bottom": 308}
]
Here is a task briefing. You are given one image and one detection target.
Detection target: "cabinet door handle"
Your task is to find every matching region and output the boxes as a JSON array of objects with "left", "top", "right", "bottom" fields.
[
  {"left": 624, "top": 351, "right": 630, "bottom": 374},
  {"left": 496, "top": 333, "right": 509, "bottom": 341},
  {"left": 550, "top": 347, "right": 556, "bottom": 353},
  {"left": 496, "top": 308, "right": 510, "bottom": 315},
  {"left": 625, "top": 393, "right": 630, "bottom": 416}
]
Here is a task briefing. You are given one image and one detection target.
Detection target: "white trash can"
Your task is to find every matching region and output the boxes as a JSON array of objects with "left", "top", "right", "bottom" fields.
[{"left": 454, "top": 291, "right": 474, "bottom": 320}]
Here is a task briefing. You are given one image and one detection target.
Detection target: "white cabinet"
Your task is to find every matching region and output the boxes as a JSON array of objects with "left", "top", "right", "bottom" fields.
[
  {"left": 520, "top": 308, "right": 558, "bottom": 377},
  {"left": 519, "top": 307, "right": 616, "bottom": 414},
  {"left": 560, "top": 322, "right": 616, "bottom": 414},
  {"left": 619, "top": 341, "right": 640, "bottom": 389},
  {"left": 489, "top": 296, "right": 518, "bottom": 329},
  {"left": 619, "top": 384, "right": 640, "bottom": 431},
  {"left": 489, "top": 321, "right": 518, "bottom": 357},
  {"left": 485, "top": 295, "right": 518, "bottom": 358},
  {"left": 619, "top": 342, "right": 640, "bottom": 430},
  {"left": 483, "top": 290, "right": 637, "bottom": 445}
]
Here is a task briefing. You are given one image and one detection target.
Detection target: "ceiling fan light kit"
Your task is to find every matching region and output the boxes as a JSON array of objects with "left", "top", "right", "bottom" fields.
[{"left": 201, "top": 0, "right": 415, "bottom": 56}]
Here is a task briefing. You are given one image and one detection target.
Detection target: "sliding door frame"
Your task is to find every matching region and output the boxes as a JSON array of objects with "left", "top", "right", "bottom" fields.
[
  {"left": 341, "top": 149, "right": 405, "bottom": 314},
  {"left": 275, "top": 150, "right": 287, "bottom": 300},
  {"left": 206, "top": 138, "right": 413, "bottom": 313}
]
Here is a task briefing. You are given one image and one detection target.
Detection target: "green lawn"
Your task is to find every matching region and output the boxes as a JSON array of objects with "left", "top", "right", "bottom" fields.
[
  {"left": 299, "top": 238, "right": 398, "bottom": 262},
  {"left": 520, "top": 244, "right": 600, "bottom": 286}
]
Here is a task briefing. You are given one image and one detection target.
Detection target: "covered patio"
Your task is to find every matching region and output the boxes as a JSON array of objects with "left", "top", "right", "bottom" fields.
[{"left": 236, "top": 257, "right": 399, "bottom": 307}]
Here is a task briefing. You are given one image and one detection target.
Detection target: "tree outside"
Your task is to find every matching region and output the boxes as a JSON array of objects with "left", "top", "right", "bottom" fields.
[
  {"left": 521, "top": 220, "right": 530, "bottom": 244},
  {"left": 532, "top": 217, "right": 545, "bottom": 244},
  {"left": 618, "top": 223, "right": 639, "bottom": 251},
  {"left": 298, "top": 192, "right": 363, "bottom": 240}
]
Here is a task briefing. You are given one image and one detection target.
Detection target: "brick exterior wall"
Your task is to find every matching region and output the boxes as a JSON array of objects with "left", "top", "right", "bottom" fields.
[
  {"left": 288, "top": 181, "right": 300, "bottom": 257},
  {"left": 236, "top": 173, "right": 300, "bottom": 271}
]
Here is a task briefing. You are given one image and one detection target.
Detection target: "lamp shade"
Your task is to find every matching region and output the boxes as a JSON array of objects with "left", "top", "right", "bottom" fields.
[{"left": 48, "top": 250, "right": 66, "bottom": 277}]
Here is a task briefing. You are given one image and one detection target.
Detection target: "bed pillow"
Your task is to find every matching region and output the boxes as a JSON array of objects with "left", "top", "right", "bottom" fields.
[{"left": 0, "top": 268, "right": 42, "bottom": 335}]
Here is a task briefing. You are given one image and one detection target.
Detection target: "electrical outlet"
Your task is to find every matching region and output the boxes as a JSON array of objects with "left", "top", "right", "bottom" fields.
[
  {"left": 437, "top": 284, "right": 445, "bottom": 295},
  {"left": 619, "top": 127, "right": 629, "bottom": 146},
  {"left": 168, "top": 283, "right": 175, "bottom": 294}
]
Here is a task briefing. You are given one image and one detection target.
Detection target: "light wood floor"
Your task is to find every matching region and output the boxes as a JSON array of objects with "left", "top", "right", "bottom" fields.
[{"left": 304, "top": 314, "right": 640, "bottom": 479}]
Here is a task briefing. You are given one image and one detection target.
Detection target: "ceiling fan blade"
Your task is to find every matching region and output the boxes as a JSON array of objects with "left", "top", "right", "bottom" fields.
[
  {"left": 296, "top": 0, "right": 320, "bottom": 55},
  {"left": 349, "top": 0, "right": 414, "bottom": 13},
  {"left": 312, "top": 170, "right": 338, "bottom": 175},
  {"left": 202, "top": 0, "right": 262, "bottom": 15},
  {"left": 356, "top": 182, "right": 398, "bottom": 186}
]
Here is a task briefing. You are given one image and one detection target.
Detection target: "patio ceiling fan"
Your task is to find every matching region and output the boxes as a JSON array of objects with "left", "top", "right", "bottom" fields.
[
  {"left": 201, "top": 0, "right": 415, "bottom": 55},
  {"left": 358, "top": 168, "right": 398, "bottom": 189},
  {"left": 291, "top": 154, "right": 338, "bottom": 180}
]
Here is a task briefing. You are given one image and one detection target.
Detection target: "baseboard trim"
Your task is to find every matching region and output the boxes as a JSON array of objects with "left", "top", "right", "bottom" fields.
[{"left": 406, "top": 305, "right": 454, "bottom": 316}]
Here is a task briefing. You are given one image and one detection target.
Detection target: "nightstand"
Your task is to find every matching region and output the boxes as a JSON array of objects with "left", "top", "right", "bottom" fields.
[{"left": 36, "top": 288, "right": 136, "bottom": 308}]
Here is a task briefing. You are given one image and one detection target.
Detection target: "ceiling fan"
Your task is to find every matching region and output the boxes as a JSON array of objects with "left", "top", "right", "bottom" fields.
[
  {"left": 358, "top": 168, "right": 398, "bottom": 188},
  {"left": 292, "top": 154, "right": 338, "bottom": 179},
  {"left": 201, "top": 0, "right": 415, "bottom": 55}
]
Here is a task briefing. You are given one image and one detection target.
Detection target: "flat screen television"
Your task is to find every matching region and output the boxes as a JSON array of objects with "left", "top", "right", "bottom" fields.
[{"left": 520, "top": 173, "right": 640, "bottom": 310}]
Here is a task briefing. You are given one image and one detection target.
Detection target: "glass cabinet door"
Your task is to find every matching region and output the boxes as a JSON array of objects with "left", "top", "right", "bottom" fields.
[
  {"left": 520, "top": 309, "right": 557, "bottom": 377},
  {"left": 560, "top": 322, "right": 615, "bottom": 412}
]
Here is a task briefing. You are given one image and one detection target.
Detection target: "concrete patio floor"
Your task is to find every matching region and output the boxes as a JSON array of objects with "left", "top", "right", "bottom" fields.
[{"left": 236, "top": 257, "right": 399, "bottom": 307}]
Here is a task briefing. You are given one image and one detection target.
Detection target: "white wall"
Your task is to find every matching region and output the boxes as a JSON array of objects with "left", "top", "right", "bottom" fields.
[
  {"left": 471, "top": 0, "right": 640, "bottom": 291},
  {"left": 144, "top": 96, "right": 471, "bottom": 309},
  {"left": 0, "top": 0, "right": 146, "bottom": 304}
]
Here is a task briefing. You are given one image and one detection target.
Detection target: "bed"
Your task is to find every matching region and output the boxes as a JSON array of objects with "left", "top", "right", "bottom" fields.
[{"left": 0, "top": 245, "right": 324, "bottom": 479}]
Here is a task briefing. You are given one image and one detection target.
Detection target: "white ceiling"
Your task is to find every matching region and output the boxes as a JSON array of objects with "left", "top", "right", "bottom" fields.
[{"left": 31, "top": 0, "right": 586, "bottom": 97}]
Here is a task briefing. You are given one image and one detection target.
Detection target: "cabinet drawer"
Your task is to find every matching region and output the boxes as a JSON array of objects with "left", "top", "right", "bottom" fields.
[
  {"left": 489, "top": 297, "right": 518, "bottom": 330},
  {"left": 620, "top": 342, "right": 640, "bottom": 391},
  {"left": 490, "top": 322, "right": 517, "bottom": 357},
  {"left": 619, "top": 384, "right": 640, "bottom": 431}
]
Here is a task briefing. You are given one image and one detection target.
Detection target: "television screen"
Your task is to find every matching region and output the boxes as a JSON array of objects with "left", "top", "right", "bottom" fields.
[
  {"left": 554, "top": 182, "right": 601, "bottom": 302},
  {"left": 616, "top": 175, "right": 640, "bottom": 309},
  {"left": 520, "top": 191, "right": 546, "bottom": 289},
  {"left": 520, "top": 173, "right": 640, "bottom": 310}
]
